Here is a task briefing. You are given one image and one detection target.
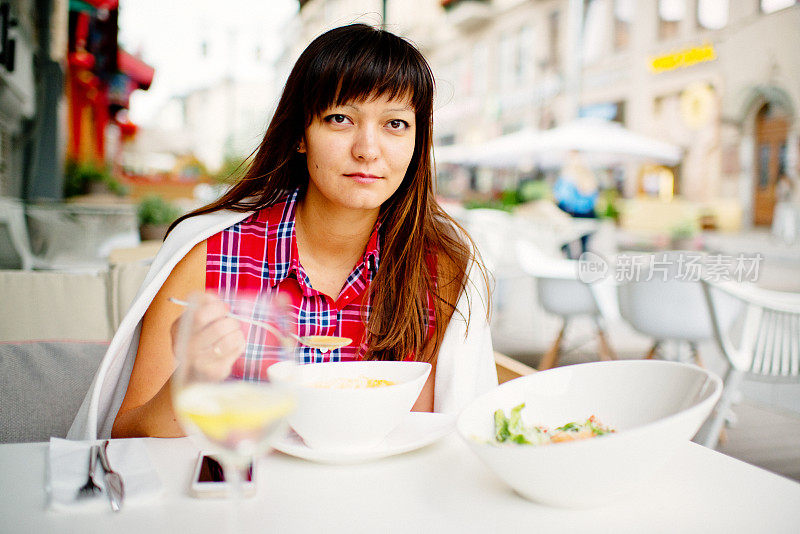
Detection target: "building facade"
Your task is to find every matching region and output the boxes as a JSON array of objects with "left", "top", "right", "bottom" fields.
[
  {"left": 66, "top": 1, "right": 154, "bottom": 174},
  {"left": 123, "top": 7, "right": 282, "bottom": 176},
  {"left": 0, "top": 0, "right": 66, "bottom": 200},
  {"left": 291, "top": 0, "right": 799, "bottom": 228},
  {"left": 124, "top": 78, "right": 277, "bottom": 176}
]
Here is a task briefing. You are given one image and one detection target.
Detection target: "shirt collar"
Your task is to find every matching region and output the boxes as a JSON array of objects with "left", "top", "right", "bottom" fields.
[{"left": 266, "top": 188, "right": 381, "bottom": 288}]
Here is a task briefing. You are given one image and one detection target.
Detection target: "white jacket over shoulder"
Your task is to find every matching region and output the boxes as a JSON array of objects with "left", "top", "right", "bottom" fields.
[{"left": 68, "top": 211, "right": 497, "bottom": 440}]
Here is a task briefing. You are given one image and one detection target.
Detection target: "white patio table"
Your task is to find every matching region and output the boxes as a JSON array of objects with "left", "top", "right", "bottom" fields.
[{"left": 1, "top": 435, "right": 798, "bottom": 533}]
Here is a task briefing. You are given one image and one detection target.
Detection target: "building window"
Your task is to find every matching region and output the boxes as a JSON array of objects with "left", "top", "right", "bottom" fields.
[
  {"left": 583, "top": 0, "right": 609, "bottom": 64},
  {"left": 579, "top": 101, "right": 626, "bottom": 124},
  {"left": 546, "top": 10, "right": 560, "bottom": 70},
  {"left": 471, "top": 41, "right": 488, "bottom": 95},
  {"left": 499, "top": 32, "right": 515, "bottom": 89},
  {"left": 437, "top": 134, "right": 455, "bottom": 146},
  {"left": 0, "top": 126, "right": 8, "bottom": 195},
  {"left": 697, "top": 0, "right": 728, "bottom": 29},
  {"left": 613, "top": 0, "right": 633, "bottom": 51},
  {"left": 658, "top": 0, "right": 685, "bottom": 40},
  {"left": 502, "top": 122, "right": 523, "bottom": 135},
  {"left": 451, "top": 53, "right": 467, "bottom": 99},
  {"left": 518, "top": 25, "right": 534, "bottom": 84},
  {"left": 760, "top": 0, "right": 798, "bottom": 13}
]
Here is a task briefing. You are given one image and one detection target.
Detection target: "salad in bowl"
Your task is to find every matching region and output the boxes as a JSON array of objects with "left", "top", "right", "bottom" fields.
[{"left": 457, "top": 360, "right": 722, "bottom": 508}]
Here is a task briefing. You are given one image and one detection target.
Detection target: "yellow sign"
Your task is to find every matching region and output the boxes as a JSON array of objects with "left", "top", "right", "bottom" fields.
[{"left": 649, "top": 43, "right": 717, "bottom": 73}]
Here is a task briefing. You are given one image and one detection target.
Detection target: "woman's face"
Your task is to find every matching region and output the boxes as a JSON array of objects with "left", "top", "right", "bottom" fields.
[{"left": 299, "top": 93, "right": 416, "bottom": 214}]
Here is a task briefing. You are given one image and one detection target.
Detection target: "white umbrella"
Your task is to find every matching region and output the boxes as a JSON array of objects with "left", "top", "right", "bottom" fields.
[
  {"left": 434, "top": 129, "right": 543, "bottom": 168},
  {"left": 530, "top": 118, "right": 683, "bottom": 168},
  {"left": 433, "top": 143, "right": 478, "bottom": 166},
  {"left": 436, "top": 118, "right": 682, "bottom": 169}
]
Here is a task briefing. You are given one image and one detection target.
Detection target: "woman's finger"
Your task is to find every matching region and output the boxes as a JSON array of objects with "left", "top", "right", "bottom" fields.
[
  {"left": 190, "top": 326, "right": 246, "bottom": 382},
  {"left": 170, "top": 293, "right": 246, "bottom": 381},
  {"left": 208, "top": 327, "right": 247, "bottom": 361}
]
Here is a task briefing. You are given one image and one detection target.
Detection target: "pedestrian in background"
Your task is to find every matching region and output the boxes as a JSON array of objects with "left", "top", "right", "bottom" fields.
[{"left": 553, "top": 151, "right": 598, "bottom": 257}]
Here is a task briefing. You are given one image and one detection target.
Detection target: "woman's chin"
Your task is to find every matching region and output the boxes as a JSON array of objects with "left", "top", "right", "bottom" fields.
[{"left": 332, "top": 187, "right": 395, "bottom": 212}]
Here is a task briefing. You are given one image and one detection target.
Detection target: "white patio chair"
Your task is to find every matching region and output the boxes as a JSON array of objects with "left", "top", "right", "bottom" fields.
[
  {"left": 615, "top": 251, "right": 713, "bottom": 365},
  {"left": 515, "top": 239, "right": 615, "bottom": 370},
  {"left": 696, "top": 280, "right": 800, "bottom": 449},
  {"left": 458, "top": 209, "right": 527, "bottom": 328},
  {"left": 459, "top": 208, "right": 517, "bottom": 274}
]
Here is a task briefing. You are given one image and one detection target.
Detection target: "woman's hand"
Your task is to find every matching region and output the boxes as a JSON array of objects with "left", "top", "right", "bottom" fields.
[{"left": 171, "top": 292, "right": 246, "bottom": 382}]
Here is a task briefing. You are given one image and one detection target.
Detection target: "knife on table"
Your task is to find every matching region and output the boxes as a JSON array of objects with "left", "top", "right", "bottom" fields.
[{"left": 97, "top": 440, "right": 125, "bottom": 512}]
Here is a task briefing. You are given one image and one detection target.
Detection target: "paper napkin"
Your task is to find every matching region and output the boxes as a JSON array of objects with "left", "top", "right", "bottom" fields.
[{"left": 47, "top": 438, "right": 163, "bottom": 512}]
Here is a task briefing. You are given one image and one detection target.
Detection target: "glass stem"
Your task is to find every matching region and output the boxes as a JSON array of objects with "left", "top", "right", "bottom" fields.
[{"left": 223, "top": 459, "right": 244, "bottom": 534}]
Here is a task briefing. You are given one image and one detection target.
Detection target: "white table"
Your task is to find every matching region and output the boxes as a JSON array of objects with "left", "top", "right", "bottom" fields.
[{"left": 1, "top": 435, "right": 799, "bottom": 533}]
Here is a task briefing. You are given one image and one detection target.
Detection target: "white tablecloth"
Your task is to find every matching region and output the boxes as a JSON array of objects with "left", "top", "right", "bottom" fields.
[{"left": 1, "top": 435, "right": 799, "bottom": 533}]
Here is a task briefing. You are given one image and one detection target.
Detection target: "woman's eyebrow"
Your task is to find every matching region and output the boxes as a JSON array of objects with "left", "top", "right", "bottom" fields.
[{"left": 338, "top": 104, "right": 414, "bottom": 113}]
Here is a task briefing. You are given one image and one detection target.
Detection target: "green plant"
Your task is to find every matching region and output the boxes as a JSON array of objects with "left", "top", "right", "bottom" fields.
[
  {"left": 63, "top": 159, "right": 128, "bottom": 197},
  {"left": 517, "top": 179, "right": 550, "bottom": 203},
  {"left": 464, "top": 180, "right": 552, "bottom": 212},
  {"left": 669, "top": 219, "right": 699, "bottom": 241},
  {"left": 463, "top": 198, "right": 514, "bottom": 212},
  {"left": 137, "top": 195, "right": 182, "bottom": 227},
  {"left": 595, "top": 189, "right": 621, "bottom": 220}
]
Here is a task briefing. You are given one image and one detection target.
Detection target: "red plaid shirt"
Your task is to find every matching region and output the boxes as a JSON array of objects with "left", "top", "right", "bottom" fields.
[{"left": 206, "top": 189, "right": 434, "bottom": 380}]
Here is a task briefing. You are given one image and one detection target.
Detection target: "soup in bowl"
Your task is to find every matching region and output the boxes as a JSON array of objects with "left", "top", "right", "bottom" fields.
[{"left": 268, "top": 360, "right": 431, "bottom": 452}]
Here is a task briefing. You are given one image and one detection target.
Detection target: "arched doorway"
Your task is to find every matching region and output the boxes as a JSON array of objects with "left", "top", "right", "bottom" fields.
[{"left": 753, "top": 103, "right": 789, "bottom": 226}]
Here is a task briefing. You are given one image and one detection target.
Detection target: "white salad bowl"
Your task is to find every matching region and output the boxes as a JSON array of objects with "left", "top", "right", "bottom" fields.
[
  {"left": 457, "top": 360, "right": 722, "bottom": 508},
  {"left": 268, "top": 360, "right": 431, "bottom": 452}
]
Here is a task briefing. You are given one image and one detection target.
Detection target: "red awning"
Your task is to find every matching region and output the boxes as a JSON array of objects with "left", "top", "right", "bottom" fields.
[
  {"left": 117, "top": 49, "right": 155, "bottom": 90},
  {"left": 84, "top": 0, "right": 119, "bottom": 9}
]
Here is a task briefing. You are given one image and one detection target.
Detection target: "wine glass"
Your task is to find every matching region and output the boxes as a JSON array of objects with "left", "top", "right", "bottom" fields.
[{"left": 171, "top": 291, "right": 296, "bottom": 502}]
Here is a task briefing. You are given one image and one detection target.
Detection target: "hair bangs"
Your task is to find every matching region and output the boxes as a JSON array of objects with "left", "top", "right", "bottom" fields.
[{"left": 303, "top": 27, "right": 433, "bottom": 124}]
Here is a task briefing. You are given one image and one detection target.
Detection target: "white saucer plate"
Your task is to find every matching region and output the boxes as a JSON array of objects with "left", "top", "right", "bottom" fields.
[{"left": 272, "top": 412, "right": 456, "bottom": 464}]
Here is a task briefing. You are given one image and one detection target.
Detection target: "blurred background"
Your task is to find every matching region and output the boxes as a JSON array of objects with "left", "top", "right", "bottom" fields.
[
  {"left": 1, "top": 0, "right": 799, "bottom": 476},
  {"left": 1, "top": 0, "right": 798, "bottom": 264}
]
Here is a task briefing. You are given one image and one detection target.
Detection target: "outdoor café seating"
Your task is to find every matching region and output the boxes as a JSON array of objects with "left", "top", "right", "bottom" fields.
[
  {"left": 515, "top": 239, "right": 616, "bottom": 370},
  {"left": 615, "top": 251, "right": 715, "bottom": 365},
  {"left": 0, "top": 260, "right": 150, "bottom": 444},
  {"left": 696, "top": 280, "right": 800, "bottom": 449},
  {"left": 2, "top": 236, "right": 800, "bottom": 531}
]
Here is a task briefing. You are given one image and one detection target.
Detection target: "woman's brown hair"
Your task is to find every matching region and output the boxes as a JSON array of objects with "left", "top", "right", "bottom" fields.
[{"left": 169, "top": 23, "right": 488, "bottom": 363}]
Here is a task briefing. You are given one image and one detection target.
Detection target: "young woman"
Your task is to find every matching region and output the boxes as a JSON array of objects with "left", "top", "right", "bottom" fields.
[{"left": 68, "top": 24, "right": 497, "bottom": 440}]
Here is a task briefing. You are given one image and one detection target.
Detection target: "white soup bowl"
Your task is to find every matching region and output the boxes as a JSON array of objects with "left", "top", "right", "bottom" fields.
[{"left": 268, "top": 360, "right": 431, "bottom": 452}]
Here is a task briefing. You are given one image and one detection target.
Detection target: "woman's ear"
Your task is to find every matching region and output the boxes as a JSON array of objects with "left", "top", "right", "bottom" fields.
[{"left": 297, "top": 139, "right": 306, "bottom": 153}]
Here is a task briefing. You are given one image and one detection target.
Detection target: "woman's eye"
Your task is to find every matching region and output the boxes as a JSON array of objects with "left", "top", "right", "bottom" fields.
[
  {"left": 325, "top": 114, "right": 349, "bottom": 124},
  {"left": 387, "top": 119, "right": 409, "bottom": 130}
]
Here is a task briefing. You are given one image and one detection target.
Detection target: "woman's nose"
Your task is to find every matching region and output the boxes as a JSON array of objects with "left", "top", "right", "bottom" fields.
[{"left": 352, "top": 126, "right": 379, "bottom": 161}]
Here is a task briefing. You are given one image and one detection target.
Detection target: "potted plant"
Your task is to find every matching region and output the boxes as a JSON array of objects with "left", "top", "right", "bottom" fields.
[
  {"left": 63, "top": 159, "right": 128, "bottom": 198},
  {"left": 137, "top": 195, "right": 182, "bottom": 241},
  {"left": 595, "top": 189, "right": 621, "bottom": 222},
  {"left": 669, "top": 219, "right": 702, "bottom": 250}
]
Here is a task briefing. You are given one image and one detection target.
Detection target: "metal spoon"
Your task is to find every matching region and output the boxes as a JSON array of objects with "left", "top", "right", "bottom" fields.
[{"left": 168, "top": 297, "right": 352, "bottom": 353}]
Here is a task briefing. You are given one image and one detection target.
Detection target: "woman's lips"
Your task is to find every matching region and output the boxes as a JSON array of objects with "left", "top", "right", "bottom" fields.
[{"left": 344, "top": 173, "right": 381, "bottom": 184}]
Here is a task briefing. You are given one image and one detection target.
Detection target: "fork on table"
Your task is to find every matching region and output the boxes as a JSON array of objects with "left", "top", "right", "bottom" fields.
[{"left": 76, "top": 445, "right": 102, "bottom": 500}]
